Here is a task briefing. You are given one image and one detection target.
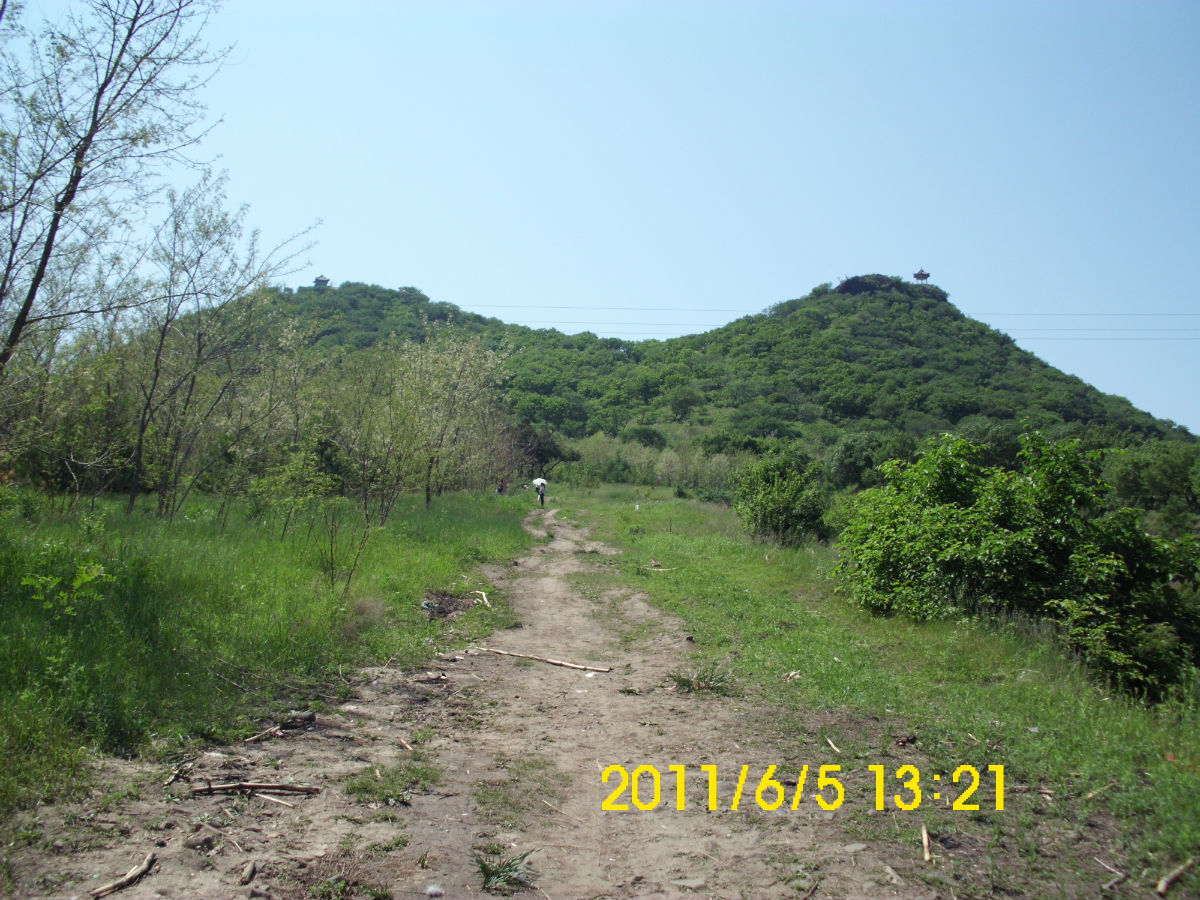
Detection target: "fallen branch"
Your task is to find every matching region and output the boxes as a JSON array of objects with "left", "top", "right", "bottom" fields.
[
  {"left": 191, "top": 781, "right": 319, "bottom": 797},
  {"left": 89, "top": 852, "right": 155, "bottom": 898},
  {"left": 921, "top": 823, "right": 932, "bottom": 863},
  {"left": 825, "top": 737, "right": 841, "bottom": 754},
  {"left": 473, "top": 646, "right": 612, "bottom": 673},
  {"left": 1156, "top": 857, "right": 1195, "bottom": 897},
  {"left": 255, "top": 792, "right": 296, "bottom": 808},
  {"left": 1095, "top": 856, "right": 1127, "bottom": 890},
  {"left": 1086, "top": 780, "right": 1117, "bottom": 800},
  {"left": 244, "top": 711, "right": 317, "bottom": 744},
  {"left": 541, "top": 797, "right": 584, "bottom": 823},
  {"left": 244, "top": 726, "right": 284, "bottom": 744}
]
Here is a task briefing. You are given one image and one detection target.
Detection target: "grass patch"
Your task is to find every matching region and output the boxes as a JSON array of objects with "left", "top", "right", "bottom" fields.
[
  {"left": 365, "top": 834, "right": 409, "bottom": 853},
  {"left": 345, "top": 753, "right": 443, "bottom": 807},
  {"left": 472, "top": 847, "right": 535, "bottom": 895},
  {"left": 0, "top": 488, "right": 532, "bottom": 821},
  {"left": 571, "top": 485, "right": 1200, "bottom": 897},
  {"left": 473, "top": 752, "right": 568, "bottom": 829},
  {"left": 668, "top": 660, "right": 739, "bottom": 696}
]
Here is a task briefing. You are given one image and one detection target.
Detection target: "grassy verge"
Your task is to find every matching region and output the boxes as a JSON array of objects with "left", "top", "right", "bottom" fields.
[
  {"left": 0, "top": 488, "right": 535, "bottom": 820},
  {"left": 571, "top": 485, "right": 1200, "bottom": 897}
]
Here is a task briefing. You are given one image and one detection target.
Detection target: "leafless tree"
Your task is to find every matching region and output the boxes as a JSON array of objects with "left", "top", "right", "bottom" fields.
[{"left": 0, "top": 0, "right": 224, "bottom": 380}]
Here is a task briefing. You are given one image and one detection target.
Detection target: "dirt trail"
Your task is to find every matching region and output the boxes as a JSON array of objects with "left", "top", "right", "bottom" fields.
[{"left": 7, "top": 508, "right": 925, "bottom": 899}]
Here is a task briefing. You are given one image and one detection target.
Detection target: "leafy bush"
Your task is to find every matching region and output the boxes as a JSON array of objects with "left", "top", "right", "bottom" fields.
[
  {"left": 835, "top": 433, "right": 1200, "bottom": 697},
  {"left": 621, "top": 425, "right": 667, "bottom": 449},
  {"left": 733, "top": 444, "right": 828, "bottom": 544}
]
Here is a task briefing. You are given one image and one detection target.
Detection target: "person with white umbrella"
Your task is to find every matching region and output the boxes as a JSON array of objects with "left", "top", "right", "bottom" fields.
[{"left": 532, "top": 477, "right": 547, "bottom": 507}]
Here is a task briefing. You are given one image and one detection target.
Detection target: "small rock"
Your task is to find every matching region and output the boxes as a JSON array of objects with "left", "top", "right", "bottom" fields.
[
  {"left": 184, "top": 832, "right": 215, "bottom": 851},
  {"left": 671, "top": 878, "right": 707, "bottom": 891},
  {"left": 843, "top": 842, "right": 868, "bottom": 853}
]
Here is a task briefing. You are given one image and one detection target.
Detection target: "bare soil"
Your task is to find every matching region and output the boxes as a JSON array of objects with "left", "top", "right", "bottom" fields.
[{"left": 7, "top": 509, "right": 958, "bottom": 898}]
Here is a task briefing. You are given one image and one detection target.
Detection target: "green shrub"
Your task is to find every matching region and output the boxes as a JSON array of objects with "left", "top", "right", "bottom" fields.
[
  {"left": 733, "top": 444, "right": 828, "bottom": 544},
  {"left": 835, "top": 432, "right": 1200, "bottom": 697}
]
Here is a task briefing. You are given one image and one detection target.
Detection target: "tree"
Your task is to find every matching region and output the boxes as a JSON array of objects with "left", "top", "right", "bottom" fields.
[
  {"left": 122, "top": 173, "right": 302, "bottom": 517},
  {"left": 0, "top": 0, "right": 223, "bottom": 380}
]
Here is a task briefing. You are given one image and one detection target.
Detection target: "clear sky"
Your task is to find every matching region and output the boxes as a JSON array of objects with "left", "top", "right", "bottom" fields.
[{"left": 184, "top": 1, "right": 1197, "bottom": 432}]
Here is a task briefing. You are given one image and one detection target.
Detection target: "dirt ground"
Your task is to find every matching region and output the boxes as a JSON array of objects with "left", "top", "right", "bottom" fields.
[{"left": 6, "top": 508, "right": 948, "bottom": 899}]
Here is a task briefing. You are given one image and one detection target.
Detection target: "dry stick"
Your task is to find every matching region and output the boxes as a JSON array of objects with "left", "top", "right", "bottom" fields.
[
  {"left": 541, "top": 797, "right": 584, "bottom": 823},
  {"left": 474, "top": 646, "right": 612, "bottom": 673},
  {"left": 398, "top": 737, "right": 414, "bottom": 751},
  {"left": 1095, "top": 857, "right": 1123, "bottom": 877},
  {"left": 1094, "top": 856, "right": 1127, "bottom": 891},
  {"left": 244, "top": 726, "right": 284, "bottom": 744},
  {"left": 920, "top": 823, "right": 932, "bottom": 863},
  {"left": 1086, "top": 781, "right": 1117, "bottom": 800},
  {"left": 89, "top": 852, "right": 156, "bottom": 898},
  {"left": 1102, "top": 872, "right": 1128, "bottom": 891},
  {"left": 213, "top": 669, "right": 249, "bottom": 693},
  {"left": 825, "top": 737, "right": 841, "bottom": 754},
  {"left": 191, "top": 781, "right": 320, "bottom": 796},
  {"left": 1156, "top": 857, "right": 1196, "bottom": 897},
  {"left": 799, "top": 881, "right": 820, "bottom": 900},
  {"left": 255, "top": 792, "right": 295, "bottom": 808}
]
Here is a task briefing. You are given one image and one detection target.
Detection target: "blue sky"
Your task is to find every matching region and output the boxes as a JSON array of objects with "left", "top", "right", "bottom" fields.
[{"left": 187, "top": 0, "right": 1198, "bottom": 432}]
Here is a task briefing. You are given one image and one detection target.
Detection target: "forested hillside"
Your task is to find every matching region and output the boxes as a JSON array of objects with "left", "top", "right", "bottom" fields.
[
  {"left": 265, "top": 275, "right": 1192, "bottom": 488},
  {"left": 277, "top": 275, "right": 1186, "bottom": 442}
]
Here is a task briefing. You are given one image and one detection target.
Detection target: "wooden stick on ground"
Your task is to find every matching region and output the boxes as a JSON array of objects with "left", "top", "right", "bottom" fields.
[
  {"left": 1095, "top": 857, "right": 1127, "bottom": 891},
  {"left": 244, "top": 726, "right": 284, "bottom": 744},
  {"left": 474, "top": 646, "right": 612, "bottom": 673},
  {"left": 191, "top": 781, "right": 320, "bottom": 796},
  {"left": 920, "top": 823, "right": 932, "bottom": 863},
  {"left": 1156, "top": 857, "right": 1195, "bottom": 897},
  {"left": 89, "top": 852, "right": 156, "bottom": 898},
  {"left": 255, "top": 792, "right": 295, "bottom": 808}
]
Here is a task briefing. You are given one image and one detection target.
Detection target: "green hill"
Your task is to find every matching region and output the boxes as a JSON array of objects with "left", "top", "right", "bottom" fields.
[{"left": 276, "top": 274, "right": 1189, "bottom": 453}]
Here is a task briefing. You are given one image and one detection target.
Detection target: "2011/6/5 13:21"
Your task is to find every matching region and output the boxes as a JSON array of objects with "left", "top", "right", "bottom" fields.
[
  {"left": 870, "top": 764, "right": 1005, "bottom": 811},
  {"left": 599, "top": 763, "right": 1005, "bottom": 812}
]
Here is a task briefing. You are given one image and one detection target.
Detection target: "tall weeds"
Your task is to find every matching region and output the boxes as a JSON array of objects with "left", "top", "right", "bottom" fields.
[{"left": 0, "top": 487, "right": 531, "bottom": 817}]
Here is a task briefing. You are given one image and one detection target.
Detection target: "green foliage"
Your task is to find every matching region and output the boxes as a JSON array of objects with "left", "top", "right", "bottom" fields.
[
  {"left": 473, "top": 848, "right": 536, "bottom": 895},
  {"left": 0, "top": 491, "right": 532, "bottom": 819},
  {"left": 667, "top": 661, "right": 739, "bottom": 695},
  {"left": 733, "top": 444, "right": 829, "bottom": 544},
  {"left": 836, "top": 433, "right": 1200, "bottom": 696},
  {"left": 621, "top": 425, "right": 666, "bottom": 449},
  {"left": 345, "top": 755, "right": 442, "bottom": 807}
]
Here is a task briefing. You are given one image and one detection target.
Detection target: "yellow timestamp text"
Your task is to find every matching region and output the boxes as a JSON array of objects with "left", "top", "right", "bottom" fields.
[{"left": 600, "top": 764, "right": 1005, "bottom": 812}]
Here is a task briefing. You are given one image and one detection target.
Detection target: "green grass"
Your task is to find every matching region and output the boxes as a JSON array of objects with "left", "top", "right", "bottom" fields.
[
  {"left": 0, "top": 487, "right": 533, "bottom": 819},
  {"left": 345, "top": 753, "right": 443, "bottom": 807},
  {"left": 472, "top": 847, "right": 536, "bottom": 895},
  {"left": 571, "top": 485, "right": 1200, "bottom": 896},
  {"left": 473, "top": 752, "right": 569, "bottom": 829}
]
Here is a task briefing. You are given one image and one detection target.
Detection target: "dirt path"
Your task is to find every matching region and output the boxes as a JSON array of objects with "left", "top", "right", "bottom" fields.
[{"left": 6, "top": 509, "right": 924, "bottom": 899}]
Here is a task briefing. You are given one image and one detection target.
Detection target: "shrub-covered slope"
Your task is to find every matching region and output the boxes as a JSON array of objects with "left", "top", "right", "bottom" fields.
[{"left": 274, "top": 275, "right": 1188, "bottom": 446}]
